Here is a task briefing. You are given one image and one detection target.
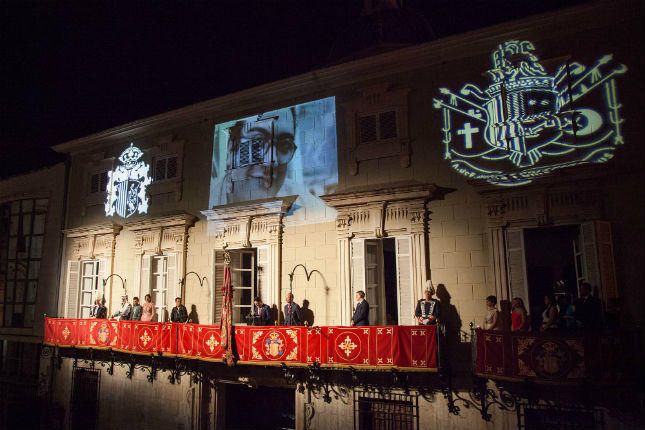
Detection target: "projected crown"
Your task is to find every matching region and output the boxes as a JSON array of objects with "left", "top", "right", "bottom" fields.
[
  {"left": 118, "top": 143, "right": 144, "bottom": 169},
  {"left": 485, "top": 40, "right": 553, "bottom": 96}
]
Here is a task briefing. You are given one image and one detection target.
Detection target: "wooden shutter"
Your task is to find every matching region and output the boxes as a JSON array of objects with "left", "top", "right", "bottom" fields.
[
  {"left": 213, "top": 250, "right": 226, "bottom": 324},
  {"left": 505, "top": 229, "right": 529, "bottom": 307},
  {"left": 141, "top": 255, "right": 152, "bottom": 300},
  {"left": 579, "top": 221, "right": 601, "bottom": 293},
  {"left": 595, "top": 221, "right": 617, "bottom": 300},
  {"left": 64, "top": 261, "right": 81, "bottom": 318},
  {"left": 351, "top": 239, "right": 366, "bottom": 294},
  {"left": 364, "top": 240, "right": 382, "bottom": 326},
  {"left": 167, "top": 253, "right": 178, "bottom": 302},
  {"left": 98, "top": 258, "right": 109, "bottom": 302},
  {"left": 395, "top": 236, "right": 413, "bottom": 326},
  {"left": 257, "top": 246, "right": 268, "bottom": 301}
]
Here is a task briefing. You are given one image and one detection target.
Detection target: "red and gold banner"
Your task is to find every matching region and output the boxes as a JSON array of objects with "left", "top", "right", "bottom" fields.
[
  {"left": 474, "top": 329, "right": 632, "bottom": 382},
  {"left": 43, "top": 317, "right": 438, "bottom": 370}
]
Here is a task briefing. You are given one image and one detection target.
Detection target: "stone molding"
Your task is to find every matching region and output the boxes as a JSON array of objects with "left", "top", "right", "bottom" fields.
[
  {"left": 126, "top": 213, "right": 197, "bottom": 256},
  {"left": 63, "top": 223, "right": 123, "bottom": 260}
]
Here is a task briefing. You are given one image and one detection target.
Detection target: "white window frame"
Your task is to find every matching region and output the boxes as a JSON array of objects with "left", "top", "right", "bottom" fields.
[
  {"left": 231, "top": 249, "right": 256, "bottom": 325},
  {"left": 79, "top": 260, "right": 102, "bottom": 318},
  {"left": 151, "top": 255, "right": 169, "bottom": 320}
]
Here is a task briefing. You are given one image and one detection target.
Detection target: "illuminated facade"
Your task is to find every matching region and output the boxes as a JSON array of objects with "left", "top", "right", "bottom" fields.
[{"left": 22, "top": 2, "right": 645, "bottom": 429}]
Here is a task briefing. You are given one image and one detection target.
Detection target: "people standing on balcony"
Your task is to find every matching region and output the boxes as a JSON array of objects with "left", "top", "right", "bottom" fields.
[
  {"left": 574, "top": 282, "right": 603, "bottom": 330},
  {"left": 352, "top": 290, "right": 370, "bottom": 326},
  {"left": 283, "top": 292, "right": 302, "bottom": 326},
  {"left": 484, "top": 296, "right": 500, "bottom": 330},
  {"left": 557, "top": 294, "right": 576, "bottom": 330},
  {"left": 415, "top": 282, "right": 440, "bottom": 325},
  {"left": 112, "top": 295, "right": 132, "bottom": 320},
  {"left": 131, "top": 297, "right": 142, "bottom": 321},
  {"left": 141, "top": 294, "right": 155, "bottom": 322},
  {"left": 252, "top": 297, "right": 272, "bottom": 326},
  {"left": 170, "top": 297, "right": 189, "bottom": 323},
  {"left": 90, "top": 297, "right": 107, "bottom": 319},
  {"left": 540, "top": 294, "right": 559, "bottom": 332},
  {"left": 510, "top": 297, "right": 528, "bottom": 331}
]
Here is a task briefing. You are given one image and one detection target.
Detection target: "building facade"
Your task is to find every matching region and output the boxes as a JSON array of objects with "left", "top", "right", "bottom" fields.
[{"left": 35, "top": 1, "right": 644, "bottom": 429}]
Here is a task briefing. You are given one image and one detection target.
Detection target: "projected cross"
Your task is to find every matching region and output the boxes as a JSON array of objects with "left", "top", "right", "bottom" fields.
[{"left": 457, "top": 122, "right": 479, "bottom": 149}]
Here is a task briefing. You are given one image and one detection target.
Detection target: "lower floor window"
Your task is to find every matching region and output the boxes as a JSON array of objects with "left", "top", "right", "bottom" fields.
[{"left": 354, "top": 391, "right": 418, "bottom": 430}]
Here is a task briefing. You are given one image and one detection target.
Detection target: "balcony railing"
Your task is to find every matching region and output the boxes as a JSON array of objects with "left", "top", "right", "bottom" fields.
[
  {"left": 44, "top": 317, "right": 438, "bottom": 370},
  {"left": 474, "top": 328, "right": 637, "bottom": 383}
]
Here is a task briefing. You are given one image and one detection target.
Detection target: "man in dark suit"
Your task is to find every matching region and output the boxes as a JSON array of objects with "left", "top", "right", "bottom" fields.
[
  {"left": 170, "top": 297, "right": 189, "bottom": 323},
  {"left": 415, "top": 282, "right": 440, "bottom": 325},
  {"left": 575, "top": 282, "right": 603, "bottom": 330},
  {"left": 283, "top": 292, "right": 302, "bottom": 326},
  {"left": 252, "top": 297, "right": 272, "bottom": 326},
  {"left": 352, "top": 290, "right": 370, "bottom": 326}
]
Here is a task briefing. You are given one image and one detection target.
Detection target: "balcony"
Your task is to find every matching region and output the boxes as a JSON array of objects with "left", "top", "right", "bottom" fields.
[{"left": 43, "top": 317, "right": 438, "bottom": 370}]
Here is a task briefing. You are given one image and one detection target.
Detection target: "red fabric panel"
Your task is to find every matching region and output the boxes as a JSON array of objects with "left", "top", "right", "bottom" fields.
[
  {"left": 178, "top": 324, "right": 198, "bottom": 357},
  {"left": 395, "top": 326, "right": 437, "bottom": 368},
  {"left": 233, "top": 326, "right": 248, "bottom": 361},
  {"left": 159, "top": 323, "right": 177, "bottom": 354},
  {"left": 305, "top": 327, "right": 324, "bottom": 364},
  {"left": 375, "top": 326, "right": 395, "bottom": 366},
  {"left": 326, "top": 327, "right": 371, "bottom": 366},
  {"left": 44, "top": 317, "right": 56, "bottom": 345},
  {"left": 247, "top": 327, "right": 303, "bottom": 363},
  {"left": 84, "top": 319, "right": 119, "bottom": 349},
  {"left": 118, "top": 321, "right": 133, "bottom": 351},
  {"left": 54, "top": 318, "right": 80, "bottom": 346},
  {"left": 195, "top": 325, "right": 224, "bottom": 360},
  {"left": 131, "top": 322, "right": 160, "bottom": 354}
]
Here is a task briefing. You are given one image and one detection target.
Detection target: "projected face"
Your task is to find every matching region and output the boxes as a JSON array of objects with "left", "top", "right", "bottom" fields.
[
  {"left": 209, "top": 97, "right": 338, "bottom": 225},
  {"left": 433, "top": 40, "right": 627, "bottom": 186}
]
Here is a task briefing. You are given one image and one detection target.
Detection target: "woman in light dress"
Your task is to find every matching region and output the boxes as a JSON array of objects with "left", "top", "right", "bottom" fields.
[
  {"left": 484, "top": 295, "right": 500, "bottom": 330},
  {"left": 141, "top": 294, "right": 156, "bottom": 322}
]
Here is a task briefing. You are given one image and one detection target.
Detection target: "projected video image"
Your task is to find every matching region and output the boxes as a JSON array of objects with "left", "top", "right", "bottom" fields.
[{"left": 209, "top": 97, "right": 338, "bottom": 224}]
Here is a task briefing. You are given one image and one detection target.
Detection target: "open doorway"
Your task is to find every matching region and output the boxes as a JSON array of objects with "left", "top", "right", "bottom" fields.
[
  {"left": 356, "top": 238, "right": 399, "bottom": 325},
  {"left": 523, "top": 225, "right": 579, "bottom": 330}
]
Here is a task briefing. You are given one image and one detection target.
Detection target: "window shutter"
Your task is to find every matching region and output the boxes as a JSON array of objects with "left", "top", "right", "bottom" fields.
[
  {"left": 379, "top": 111, "right": 398, "bottom": 140},
  {"left": 167, "top": 253, "right": 178, "bottom": 302},
  {"left": 351, "top": 239, "right": 366, "bottom": 294},
  {"left": 395, "top": 237, "right": 413, "bottom": 326},
  {"left": 595, "top": 221, "right": 617, "bottom": 300},
  {"left": 214, "top": 251, "right": 226, "bottom": 324},
  {"left": 141, "top": 255, "right": 152, "bottom": 299},
  {"left": 505, "top": 229, "right": 529, "bottom": 307},
  {"left": 98, "top": 258, "right": 109, "bottom": 302},
  {"left": 364, "top": 240, "right": 382, "bottom": 326},
  {"left": 579, "top": 222, "right": 601, "bottom": 293},
  {"left": 358, "top": 115, "right": 377, "bottom": 143},
  {"left": 166, "top": 156, "right": 178, "bottom": 179},
  {"left": 65, "top": 261, "right": 81, "bottom": 318},
  {"left": 257, "top": 246, "right": 268, "bottom": 302}
]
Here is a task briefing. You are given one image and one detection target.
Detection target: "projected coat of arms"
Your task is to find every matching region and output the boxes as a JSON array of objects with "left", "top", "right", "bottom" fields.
[
  {"left": 105, "top": 144, "right": 152, "bottom": 218},
  {"left": 433, "top": 40, "right": 627, "bottom": 186}
]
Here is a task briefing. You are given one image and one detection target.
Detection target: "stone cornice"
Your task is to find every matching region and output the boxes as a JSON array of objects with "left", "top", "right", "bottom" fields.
[
  {"left": 63, "top": 223, "right": 123, "bottom": 238},
  {"left": 201, "top": 196, "right": 297, "bottom": 221},
  {"left": 125, "top": 213, "right": 197, "bottom": 232},
  {"left": 321, "top": 182, "right": 437, "bottom": 208},
  {"left": 50, "top": 1, "right": 630, "bottom": 155}
]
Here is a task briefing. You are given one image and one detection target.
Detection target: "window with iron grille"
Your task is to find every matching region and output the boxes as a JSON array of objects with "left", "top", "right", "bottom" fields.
[
  {"left": 89, "top": 171, "right": 109, "bottom": 194},
  {"left": 518, "top": 403, "right": 604, "bottom": 430},
  {"left": 358, "top": 110, "right": 398, "bottom": 144},
  {"left": 354, "top": 391, "right": 418, "bottom": 430},
  {"left": 0, "top": 199, "right": 48, "bottom": 327},
  {"left": 71, "top": 367, "right": 100, "bottom": 430},
  {"left": 153, "top": 155, "right": 179, "bottom": 182},
  {"left": 237, "top": 137, "right": 265, "bottom": 167}
]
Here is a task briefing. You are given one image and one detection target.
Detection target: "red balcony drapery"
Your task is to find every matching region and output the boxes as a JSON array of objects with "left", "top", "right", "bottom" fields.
[{"left": 43, "top": 317, "right": 438, "bottom": 370}]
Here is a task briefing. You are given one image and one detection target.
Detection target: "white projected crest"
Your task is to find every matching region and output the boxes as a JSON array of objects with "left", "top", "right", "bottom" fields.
[
  {"left": 433, "top": 40, "right": 627, "bottom": 186},
  {"left": 105, "top": 144, "right": 152, "bottom": 218}
]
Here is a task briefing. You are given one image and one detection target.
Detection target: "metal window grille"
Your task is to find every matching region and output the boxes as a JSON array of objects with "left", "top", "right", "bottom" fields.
[
  {"left": 90, "top": 171, "right": 108, "bottom": 193},
  {"left": 378, "top": 111, "right": 398, "bottom": 140},
  {"left": 359, "top": 114, "right": 378, "bottom": 143},
  {"left": 166, "top": 156, "right": 178, "bottom": 178},
  {"left": 71, "top": 367, "right": 101, "bottom": 430},
  {"left": 518, "top": 403, "right": 604, "bottom": 430},
  {"left": 354, "top": 391, "right": 418, "bottom": 430},
  {"left": 238, "top": 137, "right": 264, "bottom": 167},
  {"left": 154, "top": 158, "right": 167, "bottom": 181}
]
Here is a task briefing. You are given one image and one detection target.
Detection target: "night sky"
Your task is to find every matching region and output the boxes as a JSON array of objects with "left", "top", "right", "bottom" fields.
[{"left": 0, "top": 0, "right": 586, "bottom": 179}]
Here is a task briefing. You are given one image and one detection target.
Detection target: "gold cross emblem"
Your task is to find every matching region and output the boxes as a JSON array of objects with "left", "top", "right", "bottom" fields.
[
  {"left": 338, "top": 336, "right": 357, "bottom": 357},
  {"left": 62, "top": 326, "right": 71, "bottom": 340},
  {"left": 140, "top": 330, "right": 152, "bottom": 346},
  {"left": 206, "top": 334, "right": 219, "bottom": 352}
]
